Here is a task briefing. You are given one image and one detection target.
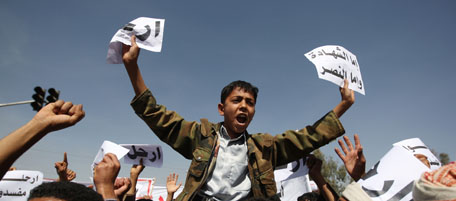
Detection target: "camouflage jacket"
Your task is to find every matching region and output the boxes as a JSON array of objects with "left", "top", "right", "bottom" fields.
[{"left": 131, "top": 89, "right": 345, "bottom": 201}]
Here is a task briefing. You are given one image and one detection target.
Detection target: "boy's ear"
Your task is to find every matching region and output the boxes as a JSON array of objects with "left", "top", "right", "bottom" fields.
[{"left": 218, "top": 103, "right": 224, "bottom": 116}]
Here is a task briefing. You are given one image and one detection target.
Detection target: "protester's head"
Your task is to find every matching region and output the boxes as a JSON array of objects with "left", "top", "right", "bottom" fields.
[
  {"left": 297, "top": 192, "right": 319, "bottom": 201},
  {"left": 28, "top": 182, "right": 103, "bottom": 201},
  {"left": 245, "top": 196, "right": 275, "bottom": 201},
  {"left": 412, "top": 161, "right": 456, "bottom": 201},
  {"left": 220, "top": 80, "right": 259, "bottom": 104},
  {"left": 219, "top": 80, "right": 258, "bottom": 137}
]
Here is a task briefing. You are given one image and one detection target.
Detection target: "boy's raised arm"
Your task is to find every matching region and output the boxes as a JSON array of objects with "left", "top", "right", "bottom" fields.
[
  {"left": 333, "top": 79, "right": 355, "bottom": 118},
  {"left": 123, "top": 35, "right": 148, "bottom": 97}
]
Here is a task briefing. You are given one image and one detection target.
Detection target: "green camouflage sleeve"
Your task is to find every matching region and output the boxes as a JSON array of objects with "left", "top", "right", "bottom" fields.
[
  {"left": 130, "top": 89, "right": 200, "bottom": 159},
  {"left": 272, "top": 111, "right": 345, "bottom": 167}
]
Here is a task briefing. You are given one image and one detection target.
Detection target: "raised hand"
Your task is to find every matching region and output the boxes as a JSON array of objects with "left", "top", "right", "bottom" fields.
[
  {"left": 94, "top": 153, "right": 121, "bottom": 200},
  {"left": 166, "top": 173, "right": 182, "bottom": 194},
  {"left": 130, "top": 158, "right": 145, "bottom": 180},
  {"left": 114, "top": 177, "right": 131, "bottom": 200},
  {"left": 66, "top": 169, "right": 76, "bottom": 181},
  {"left": 33, "top": 100, "right": 85, "bottom": 133},
  {"left": 55, "top": 152, "right": 76, "bottom": 182},
  {"left": 335, "top": 134, "right": 366, "bottom": 181}
]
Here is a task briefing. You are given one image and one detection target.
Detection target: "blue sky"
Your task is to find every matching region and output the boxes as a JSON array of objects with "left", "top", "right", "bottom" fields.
[{"left": 1, "top": 1, "right": 455, "bottom": 186}]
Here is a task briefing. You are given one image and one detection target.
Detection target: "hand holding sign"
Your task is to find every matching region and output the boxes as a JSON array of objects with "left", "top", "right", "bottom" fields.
[
  {"left": 122, "top": 35, "right": 140, "bottom": 66},
  {"left": 93, "top": 153, "right": 120, "bottom": 200},
  {"left": 131, "top": 159, "right": 145, "bottom": 177},
  {"left": 333, "top": 80, "right": 355, "bottom": 118},
  {"left": 91, "top": 141, "right": 130, "bottom": 172}
]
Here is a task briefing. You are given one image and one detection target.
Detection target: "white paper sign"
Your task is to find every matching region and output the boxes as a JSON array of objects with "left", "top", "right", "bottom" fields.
[
  {"left": 134, "top": 178, "right": 155, "bottom": 199},
  {"left": 358, "top": 146, "right": 429, "bottom": 201},
  {"left": 120, "top": 144, "right": 163, "bottom": 168},
  {"left": 393, "top": 138, "right": 441, "bottom": 170},
  {"left": 91, "top": 140, "right": 130, "bottom": 171},
  {"left": 274, "top": 158, "right": 312, "bottom": 201},
  {"left": 107, "top": 17, "right": 165, "bottom": 64},
  {"left": 151, "top": 185, "right": 183, "bottom": 201},
  {"left": 305, "top": 45, "right": 365, "bottom": 95},
  {"left": 0, "top": 170, "right": 43, "bottom": 201}
]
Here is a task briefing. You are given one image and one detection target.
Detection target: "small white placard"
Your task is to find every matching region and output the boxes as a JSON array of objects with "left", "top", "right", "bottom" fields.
[
  {"left": 305, "top": 45, "right": 365, "bottom": 95},
  {"left": 393, "top": 138, "right": 441, "bottom": 170},
  {"left": 135, "top": 178, "right": 155, "bottom": 199},
  {"left": 0, "top": 170, "right": 43, "bottom": 201},
  {"left": 107, "top": 17, "right": 165, "bottom": 64},
  {"left": 358, "top": 146, "right": 429, "bottom": 201},
  {"left": 274, "top": 158, "right": 312, "bottom": 201},
  {"left": 120, "top": 144, "right": 163, "bottom": 168}
]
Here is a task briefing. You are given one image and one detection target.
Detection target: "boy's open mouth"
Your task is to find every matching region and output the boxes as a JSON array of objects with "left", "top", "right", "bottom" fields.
[{"left": 236, "top": 114, "right": 247, "bottom": 124}]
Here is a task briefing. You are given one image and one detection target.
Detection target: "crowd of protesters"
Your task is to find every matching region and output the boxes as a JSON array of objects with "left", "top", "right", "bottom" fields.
[{"left": 0, "top": 35, "right": 454, "bottom": 201}]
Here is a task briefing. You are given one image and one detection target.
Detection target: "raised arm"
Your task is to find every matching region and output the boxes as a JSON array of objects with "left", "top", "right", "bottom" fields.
[
  {"left": 0, "top": 100, "right": 85, "bottom": 179},
  {"left": 166, "top": 173, "right": 182, "bottom": 201},
  {"left": 124, "top": 159, "right": 145, "bottom": 201},
  {"left": 94, "top": 153, "right": 121, "bottom": 200},
  {"left": 123, "top": 35, "right": 147, "bottom": 97},
  {"left": 307, "top": 154, "right": 339, "bottom": 201},
  {"left": 333, "top": 79, "right": 355, "bottom": 118}
]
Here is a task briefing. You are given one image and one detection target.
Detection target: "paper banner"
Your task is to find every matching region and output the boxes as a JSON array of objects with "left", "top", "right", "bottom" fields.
[
  {"left": 107, "top": 17, "right": 165, "bottom": 64},
  {"left": 305, "top": 45, "right": 365, "bottom": 95},
  {"left": 274, "top": 158, "right": 312, "bottom": 201},
  {"left": 0, "top": 170, "right": 43, "bottom": 201},
  {"left": 393, "top": 138, "right": 441, "bottom": 170},
  {"left": 358, "top": 146, "right": 429, "bottom": 201},
  {"left": 120, "top": 144, "right": 163, "bottom": 168}
]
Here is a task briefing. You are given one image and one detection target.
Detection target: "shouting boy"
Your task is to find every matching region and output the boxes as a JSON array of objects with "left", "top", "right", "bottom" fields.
[{"left": 122, "top": 36, "right": 355, "bottom": 201}]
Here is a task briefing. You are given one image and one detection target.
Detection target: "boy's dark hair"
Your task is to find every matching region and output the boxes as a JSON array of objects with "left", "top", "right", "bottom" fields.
[
  {"left": 28, "top": 182, "right": 103, "bottom": 201},
  {"left": 297, "top": 192, "right": 320, "bottom": 201},
  {"left": 221, "top": 80, "right": 259, "bottom": 104}
]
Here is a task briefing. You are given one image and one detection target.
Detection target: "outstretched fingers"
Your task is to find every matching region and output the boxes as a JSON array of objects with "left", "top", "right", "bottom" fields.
[
  {"left": 338, "top": 138, "right": 349, "bottom": 155},
  {"left": 354, "top": 134, "right": 362, "bottom": 150},
  {"left": 335, "top": 147, "right": 343, "bottom": 159},
  {"left": 343, "top": 135, "right": 354, "bottom": 152}
]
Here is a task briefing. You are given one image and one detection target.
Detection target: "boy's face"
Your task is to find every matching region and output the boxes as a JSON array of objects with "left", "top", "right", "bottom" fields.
[{"left": 218, "top": 87, "right": 256, "bottom": 138}]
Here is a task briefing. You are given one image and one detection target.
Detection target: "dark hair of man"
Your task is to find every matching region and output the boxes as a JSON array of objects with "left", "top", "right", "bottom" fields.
[
  {"left": 297, "top": 192, "right": 319, "bottom": 201},
  {"left": 220, "top": 80, "right": 259, "bottom": 104},
  {"left": 28, "top": 182, "right": 103, "bottom": 201}
]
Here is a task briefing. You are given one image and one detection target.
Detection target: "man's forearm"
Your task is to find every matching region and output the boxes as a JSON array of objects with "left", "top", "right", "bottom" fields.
[
  {"left": 166, "top": 192, "right": 174, "bottom": 201},
  {"left": 314, "top": 176, "right": 338, "bottom": 201},
  {"left": 126, "top": 180, "right": 137, "bottom": 197},
  {"left": 333, "top": 100, "right": 353, "bottom": 118},
  {"left": 0, "top": 119, "right": 48, "bottom": 179},
  {"left": 124, "top": 62, "right": 147, "bottom": 97},
  {"left": 96, "top": 184, "right": 118, "bottom": 201}
]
